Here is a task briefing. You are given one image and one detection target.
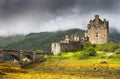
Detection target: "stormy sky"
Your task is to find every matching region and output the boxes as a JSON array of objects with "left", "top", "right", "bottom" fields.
[{"left": 0, "top": 0, "right": 120, "bottom": 36}]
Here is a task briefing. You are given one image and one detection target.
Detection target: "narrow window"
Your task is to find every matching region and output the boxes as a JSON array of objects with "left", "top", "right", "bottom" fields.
[{"left": 96, "top": 32, "right": 98, "bottom": 37}]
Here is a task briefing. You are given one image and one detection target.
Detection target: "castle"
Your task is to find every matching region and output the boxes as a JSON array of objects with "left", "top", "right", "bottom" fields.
[
  {"left": 85, "top": 15, "right": 109, "bottom": 44},
  {"left": 51, "top": 15, "right": 109, "bottom": 55},
  {"left": 51, "top": 35, "right": 84, "bottom": 55}
]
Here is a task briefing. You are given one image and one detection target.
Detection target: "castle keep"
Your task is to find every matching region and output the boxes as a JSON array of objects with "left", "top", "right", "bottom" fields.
[
  {"left": 51, "top": 15, "right": 109, "bottom": 54},
  {"left": 85, "top": 15, "right": 109, "bottom": 44}
]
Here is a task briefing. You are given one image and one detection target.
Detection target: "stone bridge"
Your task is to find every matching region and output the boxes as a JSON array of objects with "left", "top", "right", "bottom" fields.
[{"left": 0, "top": 49, "right": 52, "bottom": 64}]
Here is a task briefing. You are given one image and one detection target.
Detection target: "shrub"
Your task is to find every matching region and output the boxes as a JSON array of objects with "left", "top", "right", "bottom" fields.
[
  {"left": 79, "top": 52, "right": 89, "bottom": 59},
  {"left": 84, "top": 41, "right": 93, "bottom": 49},
  {"left": 35, "top": 49, "right": 44, "bottom": 53},
  {"left": 58, "top": 53, "right": 62, "bottom": 56},
  {"left": 79, "top": 48, "right": 97, "bottom": 59},
  {"left": 107, "top": 41, "right": 119, "bottom": 52},
  {"left": 115, "top": 48, "right": 120, "bottom": 54},
  {"left": 95, "top": 41, "right": 119, "bottom": 52},
  {"left": 86, "top": 48, "right": 97, "bottom": 56},
  {"left": 63, "top": 48, "right": 69, "bottom": 52}
]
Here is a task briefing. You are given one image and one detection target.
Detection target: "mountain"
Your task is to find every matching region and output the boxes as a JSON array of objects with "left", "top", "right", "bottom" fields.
[
  {"left": 109, "top": 28, "right": 120, "bottom": 42},
  {"left": 0, "top": 35, "right": 24, "bottom": 48},
  {"left": 2, "top": 29, "right": 85, "bottom": 51},
  {"left": 0, "top": 28, "right": 119, "bottom": 51}
]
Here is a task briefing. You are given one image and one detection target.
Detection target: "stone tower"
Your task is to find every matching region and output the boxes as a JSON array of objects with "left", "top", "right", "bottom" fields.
[{"left": 85, "top": 15, "right": 109, "bottom": 44}]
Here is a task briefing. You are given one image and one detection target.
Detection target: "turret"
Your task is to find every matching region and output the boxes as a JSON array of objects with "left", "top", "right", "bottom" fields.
[{"left": 95, "top": 15, "right": 100, "bottom": 26}]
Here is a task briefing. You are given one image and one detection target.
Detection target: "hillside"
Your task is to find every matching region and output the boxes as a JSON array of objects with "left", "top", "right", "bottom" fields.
[
  {"left": 0, "top": 35, "right": 24, "bottom": 48},
  {"left": 2, "top": 29, "right": 85, "bottom": 51},
  {"left": 0, "top": 28, "right": 120, "bottom": 51},
  {"left": 109, "top": 28, "right": 120, "bottom": 42}
]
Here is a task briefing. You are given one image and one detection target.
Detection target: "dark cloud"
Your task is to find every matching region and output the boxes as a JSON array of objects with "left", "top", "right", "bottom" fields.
[
  {"left": 78, "top": 0, "right": 117, "bottom": 9},
  {"left": 0, "top": 0, "right": 120, "bottom": 35},
  {"left": 0, "top": 0, "right": 119, "bottom": 17},
  {"left": 0, "top": 0, "right": 77, "bottom": 16}
]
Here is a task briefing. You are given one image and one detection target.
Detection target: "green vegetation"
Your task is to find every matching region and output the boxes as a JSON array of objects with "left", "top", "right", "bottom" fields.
[
  {"left": 83, "top": 41, "right": 120, "bottom": 53},
  {"left": 0, "top": 29, "right": 84, "bottom": 51},
  {"left": 0, "top": 28, "right": 119, "bottom": 51},
  {"left": 41, "top": 41, "right": 120, "bottom": 63},
  {"left": 96, "top": 41, "right": 120, "bottom": 52},
  {"left": 0, "top": 35, "right": 24, "bottom": 48},
  {"left": 35, "top": 49, "right": 44, "bottom": 53},
  {"left": 79, "top": 48, "right": 97, "bottom": 59},
  {"left": 109, "top": 28, "right": 120, "bottom": 42},
  {"left": 42, "top": 51, "right": 120, "bottom": 64}
]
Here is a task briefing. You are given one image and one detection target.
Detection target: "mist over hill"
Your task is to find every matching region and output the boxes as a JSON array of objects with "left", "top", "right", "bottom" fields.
[
  {"left": 109, "top": 28, "right": 120, "bottom": 42},
  {"left": 0, "top": 28, "right": 119, "bottom": 51}
]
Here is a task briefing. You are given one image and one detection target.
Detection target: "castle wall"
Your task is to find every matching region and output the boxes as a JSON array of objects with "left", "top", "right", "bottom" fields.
[
  {"left": 60, "top": 43, "right": 70, "bottom": 52},
  {"left": 87, "top": 28, "right": 108, "bottom": 44},
  {"left": 51, "top": 43, "right": 61, "bottom": 55},
  {"left": 51, "top": 35, "right": 84, "bottom": 55}
]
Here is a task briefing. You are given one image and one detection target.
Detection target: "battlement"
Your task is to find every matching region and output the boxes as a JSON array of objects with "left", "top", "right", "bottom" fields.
[
  {"left": 88, "top": 15, "right": 109, "bottom": 30},
  {"left": 60, "top": 35, "right": 82, "bottom": 44}
]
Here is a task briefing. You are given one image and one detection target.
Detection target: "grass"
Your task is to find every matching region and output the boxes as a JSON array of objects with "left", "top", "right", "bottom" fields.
[{"left": 42, "top": 51, "right": 120, "bottom": 64}]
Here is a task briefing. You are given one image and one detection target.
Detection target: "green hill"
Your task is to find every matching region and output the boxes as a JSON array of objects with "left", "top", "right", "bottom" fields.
[
  {"left": 0, "top": 28, "right": 119, "bottom": 51},
  {"left": 0, "top": 35, "right": 24, "bottom": 48},
  {"left": 109, "top": 28, "right": 120, "bottom": 42},
  {"left": 2, "top": 29, "right": 85, "bottom": 51}
]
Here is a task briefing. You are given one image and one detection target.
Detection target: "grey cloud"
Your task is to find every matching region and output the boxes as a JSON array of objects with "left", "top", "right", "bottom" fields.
[
  {"left": 0, "top": 0, "right": 77, "bottom": 16},
  {"left": 0, "top": 0, "right": 119, "bottom": 17},
  {"left": 0, "top": 0, "right": 120, "bottom": 35}
]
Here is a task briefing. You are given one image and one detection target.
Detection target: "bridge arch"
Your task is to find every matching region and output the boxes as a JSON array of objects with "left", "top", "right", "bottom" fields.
[
  {"left": 22, "top": 54, "right": 33, "bottom": 63},
  {"left": 25, "top": 55, "right": 33, "bottom": 60},
  {"left": 2, "top": 53, "right": 20, "bottom": 63},
  {"left": 10, "top": 54, "right": 20, "bottom": 61}
]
